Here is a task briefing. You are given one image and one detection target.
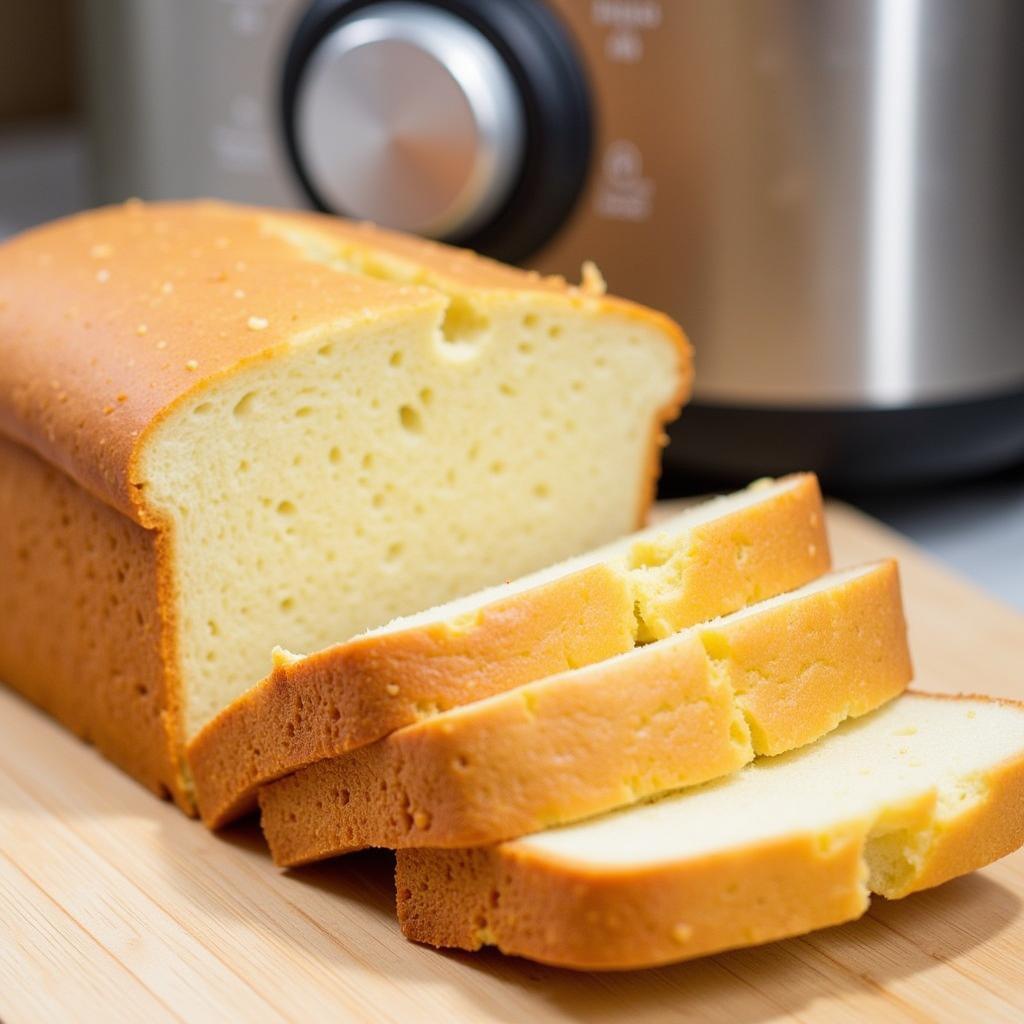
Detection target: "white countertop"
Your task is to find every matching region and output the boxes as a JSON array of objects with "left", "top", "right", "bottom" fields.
[{"left": 3, "top": 122, "right": 1022, "bottom": 612}]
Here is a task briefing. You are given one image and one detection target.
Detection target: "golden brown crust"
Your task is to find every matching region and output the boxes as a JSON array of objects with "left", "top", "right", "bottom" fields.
[
  {"left": 188, "top": 563, "right": 637, "bottom": 826},
  {"left": 0, "top": 436, "right": 188, "bottom": 808},
  {"left": 259, "top": 634, "right": 748, "bottom": 865},
  {"left": 396, "top": 693, "right": 1024, "bottom": 970},
  {"left": 396, "top": 827, "right": 871, "bottom": 970}
]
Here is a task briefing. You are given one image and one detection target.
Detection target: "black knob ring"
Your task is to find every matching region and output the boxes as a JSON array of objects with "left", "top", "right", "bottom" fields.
[{"left": 282, "top": 0, "right": 593, "bottom": 263}]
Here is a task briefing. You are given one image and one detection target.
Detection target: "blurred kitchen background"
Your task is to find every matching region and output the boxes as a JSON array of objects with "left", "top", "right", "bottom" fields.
[{"left": 1, "top": 0, "right": 1021, "bottom": 607}]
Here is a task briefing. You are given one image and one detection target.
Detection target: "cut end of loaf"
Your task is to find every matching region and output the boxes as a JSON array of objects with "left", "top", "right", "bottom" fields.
[{"left": 139, "top": 283, "right": 685, "bottom": 741}]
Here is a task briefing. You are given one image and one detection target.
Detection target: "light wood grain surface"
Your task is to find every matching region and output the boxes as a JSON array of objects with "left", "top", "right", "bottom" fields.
[{"left": 2, "top": 501, "right": 1023, "bottom": 1024}]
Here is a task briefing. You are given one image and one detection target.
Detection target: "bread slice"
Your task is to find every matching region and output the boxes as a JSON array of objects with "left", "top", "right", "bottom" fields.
[
  {"left": 397, "top": 693, "right": 1024, "bottom": 970},
  {"left": 188, "top": 473, "right": 829, "bottom": 827},
  {"left": 0, "top": 200, "right": 690, "bottom": 809},
  {"left": 259, "top": 560, "right": 909, "bottom": 865}
]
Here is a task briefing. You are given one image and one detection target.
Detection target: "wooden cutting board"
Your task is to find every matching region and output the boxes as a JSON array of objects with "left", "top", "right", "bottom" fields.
[{"left": 2, "top": 501, "right": 1023, "bottom": 1024}]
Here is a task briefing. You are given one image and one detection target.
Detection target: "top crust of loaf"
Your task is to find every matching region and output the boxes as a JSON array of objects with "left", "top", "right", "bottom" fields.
[{"left": 0, "top": 200, "right": 690, "bottom": 521}]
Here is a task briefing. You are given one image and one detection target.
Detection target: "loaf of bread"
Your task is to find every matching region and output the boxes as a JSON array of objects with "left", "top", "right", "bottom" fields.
[
  {"left": 396, "top": 693, "right": 1024, "bottom": 969},
  {"left": 259, "top": 560, "right": 909, "bottom": 865},
  {"left": 0, "top": 200, "right": 690, "bottom": 809},
  {"left": 188, "top": 473, "right": 829, "bottom": 826}
]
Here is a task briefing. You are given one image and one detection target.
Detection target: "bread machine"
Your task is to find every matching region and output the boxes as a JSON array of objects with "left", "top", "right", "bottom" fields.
[{"left": 79, "top": 0, "right": 1024, "bottom": 483}]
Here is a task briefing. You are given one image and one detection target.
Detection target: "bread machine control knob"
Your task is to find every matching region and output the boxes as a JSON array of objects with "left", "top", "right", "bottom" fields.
[
  {"left": 292, "top": 2, "right": 524, "bottom": 239},
  {"left": 283, "top": 0, "right": 592, "bottom": 262}
]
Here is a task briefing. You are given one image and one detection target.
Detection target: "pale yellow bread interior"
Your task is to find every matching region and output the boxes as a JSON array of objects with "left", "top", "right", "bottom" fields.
[
  {"left": 137, "top": 264, "right": 683, "bottom": 740},
  {"left": 317, "top": 472, "right": 821, "bottom": 643}
]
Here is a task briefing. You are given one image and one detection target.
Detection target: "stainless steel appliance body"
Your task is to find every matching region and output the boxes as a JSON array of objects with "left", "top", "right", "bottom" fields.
[{"left": 79, "top": 0, "right": 1024, "bottom": 482}]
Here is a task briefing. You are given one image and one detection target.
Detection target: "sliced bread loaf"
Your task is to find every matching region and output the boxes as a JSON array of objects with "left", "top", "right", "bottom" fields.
[
  {"left": 397, "top": 693, "right": 1024, "bottom": 970},
  {"left": 0, "top": 200, "right": 690, "bottom": 809},
  {"left": 188, "top": 473, "right": 829, "bottom": 826},
  {"left": 259, "top": 560, "right": 909, "bottom": 865}
]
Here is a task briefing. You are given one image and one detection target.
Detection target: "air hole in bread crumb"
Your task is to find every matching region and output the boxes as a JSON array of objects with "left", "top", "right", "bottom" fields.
[
  {"left": 419, "top": 387, "right": 434, "bottom": 406},
  {"left": 280, "top": 596, "right": 295, "bottom": 611},
  {"left": 238, "top": 459, "right": 250, "bottom": 473},
  {"left": 549, "top": 324, "right": 564, "bottom": 339},
  {"left": 441, "top": 298, "right": 489, "bottom": 343},
  {"left": 489, "top": 460, "right": 506, "bottom": 476},
  {"left": 233, "top": 391, "right": 257, "bottom": 416},
  {"left": 518, "top": 341, "right": 534, "bottom": 356},
  {"left": 533, "top": 482, "right": 550, "bottom": 499},
  {"left": 499, "top": 382, "right": 517, "bottom": 397},
  {"left": 295, "top": 405, "right": 313, "bottom": 418},
  {"left": 386, "top": 541, "right": 404, "bottom": 561},
  {"left": 362, "top": 453, "right": 375, "bottom": 469},
  {"left": 277, "top": 500, "right": 297, "bottom": 516},
  {"left": 389, "top": 350, "right": 404, "bottom": 367},
  {"left": 523, "top": 313, "right": 538, "bottom": 328},
  {"left": 399, "top": 404, "right": 423, "bottom": 434},
  {"left": 193, "top": 402, "right": 213, "bottom": 416},
  {"left": 318, "top": 343, "right": 334, "bottom": 357},
  {"left": 328, "top": 446, "right": 341, "bottom": 464},
  {"left": 372, "top": 493, "right": 385, "bottom": 509}
]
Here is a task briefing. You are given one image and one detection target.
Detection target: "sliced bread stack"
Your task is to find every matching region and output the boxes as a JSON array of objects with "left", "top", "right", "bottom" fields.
[
  {"left": 258, "top": 559, "right": 909, "bottom": 865},
  {"left": 196, "top": 469, "right": 1024, "bottom": 969},
  {"left": 7, "top": 204, "right": 1020, "bottom": 973},
  {"left": 181, "top": 469, "right": 1024, "bottom": 970},
  {"left": 188, "top": 472, "right": 830, "bottom": 826}
]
